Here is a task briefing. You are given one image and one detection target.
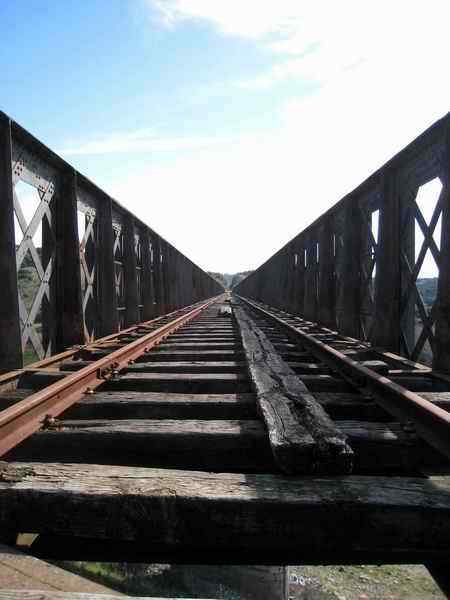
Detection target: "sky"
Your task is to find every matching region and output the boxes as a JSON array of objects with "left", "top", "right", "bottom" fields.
[{"left": 1, "top": 0, "right": 450, "bottom": 275}]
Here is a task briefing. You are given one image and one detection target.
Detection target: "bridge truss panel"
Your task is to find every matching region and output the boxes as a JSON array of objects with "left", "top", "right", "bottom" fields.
[
  {"left": 236, "top": 113, "right": 450, "bottom": 371},
  {"left": 0, "top": 111, "right": 223, "bottom": 370}
]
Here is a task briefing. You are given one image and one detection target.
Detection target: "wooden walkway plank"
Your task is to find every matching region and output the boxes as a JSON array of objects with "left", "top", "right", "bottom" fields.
[
  {"left": 6, "top": 418, "right": 444, "bottom": 472},
  {"left": 109, "top": 372, "right": 251, "bottom": 393},
  {"left": 124, "top": 361, "right": 246, "bottom": 373},
  {"left": 0, "top": 592, "right": 203, "bottom": 600},
  {"left": 136, "top": 350, "right": 245, "bottom": 362},
  {"left": 61, "top": 391, "right": 257, "bottom": 420},
  {"left": 6, "top": 420, "right": 274, "bottom": 472},
  {"left": 1, "top": 462, "right": 450, "bottom": 564},
  {"left": 234, "top": 305, "right": 353, "bottom": 474}
]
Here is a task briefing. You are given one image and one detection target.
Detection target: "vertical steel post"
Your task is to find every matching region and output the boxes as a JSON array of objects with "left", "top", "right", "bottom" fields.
[
  {"left": 318, "top": 216, "right": 336, "bottom": 328},
  {"left": 141, "top": 230, "right": 155, "bottom": 320},
  {"left": 123, "top": 214, "right": 139, "bottom": 327},
  {"left": 371, "top": 172, "right": 401, "bottom": 351},
  {"left": 433, "top": 121, "right": 450, "bottom": 371},
  {"left": 97, "top": 195, "right": 118, "bottom": 336},
  {"left": 339, "top": 201, "right": 362, "bottom": 338},
  {"left": 0, "top": 116, "right": 22, "bottom": 370},
  {"left": 54, "top": 169, "right": 84, "bottom": 352}
]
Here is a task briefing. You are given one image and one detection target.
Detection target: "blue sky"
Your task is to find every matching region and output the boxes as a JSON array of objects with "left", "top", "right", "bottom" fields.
[{"left": 2, "top": 0, "right": 450, "bottom": 273}]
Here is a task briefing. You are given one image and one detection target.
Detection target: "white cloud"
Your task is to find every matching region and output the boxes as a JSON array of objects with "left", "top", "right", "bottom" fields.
[
  {"left": 150, "top": 0, "right": 450, "bottom": 91},
  {"left": 60, "top": 128, "right": 233, "bottom": 156},
  {"left": 149, "top": 0, "right": 303, "bottom": 38},
  {"left": 107, "top": 0, "right": 450, "bottom": 274}
]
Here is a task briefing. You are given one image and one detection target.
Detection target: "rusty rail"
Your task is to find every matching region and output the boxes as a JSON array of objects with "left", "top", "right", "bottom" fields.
[
  {"left": 238, "top": 295, "right": 450, "bottom": 461},
  {"left": 0, "top": 111, "right": 223, "bottom": 372},
  {"left": 235, "top": 114, "right": 450, "bottom": 373},
  {"left": 0, "top": 296, "right": 221, "bottom": 456}
]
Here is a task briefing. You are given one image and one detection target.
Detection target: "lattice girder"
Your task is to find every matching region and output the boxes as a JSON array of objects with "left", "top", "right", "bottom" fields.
[
  {"left": 11, "top": 143, "right": 58, "bottom": 360},
  {"left": 399, "top": 168, "right": 444, "bottom": 362}
]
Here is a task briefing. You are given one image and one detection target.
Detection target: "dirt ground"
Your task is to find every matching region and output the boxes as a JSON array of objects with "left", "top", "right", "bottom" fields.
[{"left": 288, "top": 564, "right": 445, "bottom": 600}]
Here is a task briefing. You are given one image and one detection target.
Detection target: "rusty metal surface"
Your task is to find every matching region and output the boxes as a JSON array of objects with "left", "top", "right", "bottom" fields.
[
  {"left": 0, "top": 297, "right": 220, "bottom": 457},
  {"left": 238, "top": 295, "right": 450, "bottom": 461}
]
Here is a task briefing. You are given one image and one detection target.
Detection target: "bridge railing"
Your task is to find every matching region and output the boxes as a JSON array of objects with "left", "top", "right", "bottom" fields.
[
  {"left": 0, "top": 112, "right": 222, "bottom": 371},
  {"left": 236, "top": 114, "right": 450, "bottom": 372}
]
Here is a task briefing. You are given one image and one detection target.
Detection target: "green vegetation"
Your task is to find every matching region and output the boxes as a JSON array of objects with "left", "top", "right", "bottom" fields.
[
  {"left": 57, "top": 562, "right": 444, "bottom": 599},
  {"left": 18, "top": 249, "right": 42, "bottom": 314},
  {"left": 209, "top": 273, "right": 438, "bottom": 304},
  {"left": 416, "top": 277, "right": 438, "bottom": 309},
  {"left": 58, "top": 562, "right": 239, "bottom": 599}
]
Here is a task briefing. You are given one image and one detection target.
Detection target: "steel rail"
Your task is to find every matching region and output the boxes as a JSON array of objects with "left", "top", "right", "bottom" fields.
[
  {"left": 238, "top": 295, "right": 450, "bottom": 461},
  {"left": 0, "top": 300, "right": 210, "bottom": 393},
  {"left": 0, "top": 296, "right": 221, "bottom": 457},
  {"left": 20, "top": 302, "right": 204, "bottom": 372}
]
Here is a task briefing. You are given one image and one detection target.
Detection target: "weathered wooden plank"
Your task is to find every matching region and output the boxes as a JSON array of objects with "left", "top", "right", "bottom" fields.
[
  {"left": 137, "top": 350, "right": 245, "bottom": 363},
  {"left": 293, "top": 374, "right": 354, "bottom": 392},
  {"left": 0, "top": 542, "right": 115, "bottom": 595},
  {"left": 421, "top": 392, "right": 450, "bottom": 408},
  {"left": 288, "top": 360, "right": 388, "bottom": 376},
  {"left": 157, "top": 342, "right": 241, "bottom": 350},
  {"left": 60, "top": 360, "right": 246, "bottom": 373},
  {"left": 7, "top": 420, "right": 274, "bottom": 471},
  {"left": 234, "top": 305, "right": 353, "bottom": 474},
  {"left": 58, "top": 359, "right": 94, "bottom": 371},
  {"left": 0, "top": 593, "right": 195, "bottom": 600},
  {"left": 175, "top": 334, "right": 236, "bottom": 339},
  {"left": 61, "top": 391, "right": 257, "bottom": 420},
  {"left": 165, "top": 337, "right": 239, "bottom": 343},
  {"left": 388, "top": 376, "right": 435, "bottom": 392},
  {"left": 338, "top": 420, "right": 445, "bottom": 471},
  {"left": 312, "top": 393, "right": 389, "bottom": 420},
  {"left": 0, "top": 389, "right": 31, "bottom": 410},
  {"left": 287, "top": 362, "right": 330, "bottom": 374},
  {"left": 7, "top": 416, "right": 444, "bottom": 471},
  {"left": 125, "top": 361, "right": 246, "bottom": 373},
  {"left": 172, "top": 328, "right": 236, "bottom": 333},
  {"left": 0, "top": 116, "right": 23, "bottom": 371},
  {"left": 1, "top": 462, "right": 450, "bottom": 564},
  {"left": 18, "top": 370, "right": 67, "bottom": 390},
  {"left": 109, "top": 372, "right": 251, "bottom": 393}
]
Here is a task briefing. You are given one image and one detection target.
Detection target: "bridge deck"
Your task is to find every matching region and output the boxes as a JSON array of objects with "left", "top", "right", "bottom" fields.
[{"left": 0, "top": 296, "right": 449, "bottom": 596}]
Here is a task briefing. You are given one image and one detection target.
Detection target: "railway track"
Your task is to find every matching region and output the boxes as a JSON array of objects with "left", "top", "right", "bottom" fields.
[{"left": 0, "top": 294, "right": 450, "bottom": 573}]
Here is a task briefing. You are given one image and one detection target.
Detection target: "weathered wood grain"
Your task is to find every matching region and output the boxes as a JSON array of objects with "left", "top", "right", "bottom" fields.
[
  {"left": 157, "top": 342, "right": 241, "bottom": 350},
  {"left": 234, "top": 305, "right": 353, "bottom": 474},
  {"left": 1, "top": 462, "right": 450, "bottom": 564},
  {"left": 108, "top": 372, "right": 251, "bottom": 393},
  {"left": 6, "top": 415, "right": 444, "bottom": 471},
  {"left": 0, "top": 592, "right": 197, "bottom": 600},
  {"left": 6, "top": 420, "right": 274, "bottom": 471},
  {"left": 61, "top": 391, "right": 257, "bottom": 420},
  {"left": 137, "top": 349, "right": 245, "bottom": 362},
  {"left": 124, "top": 361, "right": 246, "bottom": 373}
]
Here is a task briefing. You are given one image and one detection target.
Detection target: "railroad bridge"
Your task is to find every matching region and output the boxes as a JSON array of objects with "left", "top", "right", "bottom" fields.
[{"left": 0, "top": 110, "right": 450, "bottom": 599}]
